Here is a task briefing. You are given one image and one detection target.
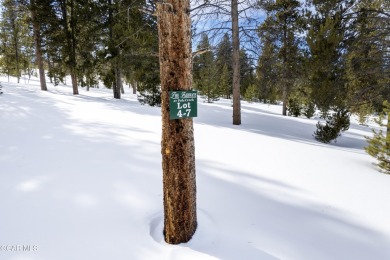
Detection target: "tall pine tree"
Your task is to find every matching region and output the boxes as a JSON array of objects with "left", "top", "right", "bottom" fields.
[
  {"left": 215, "top": 33, "right": 232, "bottom": 99},
  {"left": 306, "top": 0, "right": 355, "bottom": 116},
  {"left": 258, "top": 0, "right": 304, "bottom": 115},
  {"left": 193, "top": 33, "right": 219, "bottom": 102}
]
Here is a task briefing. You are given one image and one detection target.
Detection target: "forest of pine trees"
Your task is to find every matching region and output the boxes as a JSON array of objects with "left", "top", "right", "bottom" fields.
[
  {"left": 0, "top": 0, "right": 160, "bottom": 98},
  {"left": 0, "top": 0, "right": 389, "bottom": 168}
]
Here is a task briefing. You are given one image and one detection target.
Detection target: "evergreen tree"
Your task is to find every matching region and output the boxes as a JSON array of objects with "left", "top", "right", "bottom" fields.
[
  {"left": 345, "top": 0, "right": 389, "bottom": 112},
  {"left": 219, "top": 63, "right": 230, "bottom": 99},
  {"left": 365, "top": 101, "right": 390, "bottom": 174},
  {"left": 29, "top": 0, "right": 48, "bottom": 90},
  {"left": 126, "top": 1, "right": 160, "bottom": 106},
  {"left": 134, "top": 51, "right": 160, "bottom": 107},
  {"left": 255, "top": 31, "right": 279, "bottom": 103},
  {"left": 215, "top": 33, "right": 232, "bottom": 99},
  {"left": 244, "top": 83, "right": 258, "bottom": 102},
  {"left": 75, "top": 0, "right": 102, "bottom": 90},
  {"left": 314, "top": 108, "right": 350, "bottom": 143},
  {"left": 43, "top": 10, "right": 64, "bottom": 86},
  {"left": 239, "top": 50, "right": 254, "bottom": 96},
  {"left": 258, "top": 0, "right": 304, "bottom": 115},
  {"left": 308, "top": 0, "right": 389, "bottom": 142},
  {"left": 58, "top": 0, "right": 79, "bottom": 94},
  {"left": 287, "top": 95, "right": 302, "bottom": 117},
  {"left": 99, "top": 0, "right": 159, "bottom": 100},
  {"left": 0, "top": 0, "right": 31, "bottom": 82},
  {"left": 193, "top": 33, "right": 219, "bottom": 102},
  {"left": 0, "top": 5, "right": 14, "bottom": 79},
  {"left": 306, "top": 0, "right": 354, "bottom": 117}
]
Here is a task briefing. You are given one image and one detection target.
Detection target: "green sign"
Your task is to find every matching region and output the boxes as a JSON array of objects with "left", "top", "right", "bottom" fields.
[{"left": 169, "top": 90, "right": 198, "bottom": 119}]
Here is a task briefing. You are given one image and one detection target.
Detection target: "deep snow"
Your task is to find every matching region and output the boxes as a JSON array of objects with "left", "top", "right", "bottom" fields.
[{"left": 1, "top": 76, "right": 389, "bottom": 260}]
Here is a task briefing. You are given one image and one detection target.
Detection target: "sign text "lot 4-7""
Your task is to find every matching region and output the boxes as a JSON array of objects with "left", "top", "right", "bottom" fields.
[{"left": 169, "top": 90, "right": 198, "bottom": 120}]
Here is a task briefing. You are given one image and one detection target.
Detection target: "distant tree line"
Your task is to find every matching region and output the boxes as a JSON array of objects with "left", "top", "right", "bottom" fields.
[
  {"left": 0, "top": 0, "right": 388, "bottom": 171},
  {"left": 2, "top": 0, "right": 387, "bottom": 115},
  {"left": 192, "top": 0, "right": 389, "bottom": 118},
  {"left": 0, "top": 0, "right": 160, "bottom": 99},
  {"left": 192, "top": 0, "right": 388, "bottom": 155}
]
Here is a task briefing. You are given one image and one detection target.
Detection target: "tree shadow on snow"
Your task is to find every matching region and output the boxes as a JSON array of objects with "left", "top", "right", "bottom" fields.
[
  {"left": 0, "top": 84, "right": 166, "bottom": 260},
  {"left": 195, "top": 101, "right": 370, "bottom": 152},
  {"left": 186, "top": 160, "right": 390, "bottom": 260}
]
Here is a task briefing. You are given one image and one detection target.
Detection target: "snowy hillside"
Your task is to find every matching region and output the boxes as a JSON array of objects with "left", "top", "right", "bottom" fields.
[{"left": 1, "top": 76, "right": 390, "bottom": 260}]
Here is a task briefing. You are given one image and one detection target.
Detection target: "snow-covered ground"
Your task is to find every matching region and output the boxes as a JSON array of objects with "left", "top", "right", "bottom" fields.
[{"left": 1, "top": 76, "right": 389, "bottom": 260}]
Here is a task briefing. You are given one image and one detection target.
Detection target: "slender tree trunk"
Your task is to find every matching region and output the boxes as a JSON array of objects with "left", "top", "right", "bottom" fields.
[
  {"left": 117, "top": 53, "right": 123, "bottom": 97},
  {"left": 113, "top": 63, "right": 122, "bottom": 99},
  {"left": 70, "top": 71, "right": 78, "bottom": 94},
  {"left": 70, "top": 69, "right": 78, "bottom": 93},
  {"left": 11, "top": 21, "right": 20, "bottom": 83},
  {"left": 61, "top": 0, "right": 78, "bottom": 94},
  {"left": 157, "top": 0, "right": 197, "bottom": 245},
  {"left": 282, "top": 86, "right": 288, "bottom": 116},
  {"left": 208, "top": 87, "right": 211, "bottom": 103},
  {"left": 108, "top": 0, "right": 121, "bottom": 99},
  {"left": 70, "top": 0, "right": 78, "bottom": 95},
  {"left": 30, "top": 0, "right": 47, "bottom": 91},
  {"left": 14, "top": 40, "right": 20, "bottom": 83},
  {"left": 231, "top": 0, "right": 241, "bottom": 125},
  {"left": 47, "top": 56, "right": 53, "bottom": 84},
  {"left": 132, "top": 81, "right": 137, "bottom": 94},
  {"left": 281, "top": 20, "right": 288, "bottom": 116}
]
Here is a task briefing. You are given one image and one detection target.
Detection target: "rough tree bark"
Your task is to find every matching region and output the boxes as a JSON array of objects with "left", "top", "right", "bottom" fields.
[
  {"left": 108, "top": 0, "right": 121, "bottom": 99},
  {"left": 70, "top": 0, "right": 78, "bottom": 95},
  {"left": 157, "top": 0, "right": 197, "bottom": 245},
  {"left": 231, "top": 0, "right": 241, "bottom": 125},
  {"left": 60, "top": 0, "right": 78, "bottom": 95},
  {"left": 113, "top": 64, "right": 122, "bottom": 99},
  {"left": 30, "top": 0, "right": 47, "bottom": 91}
]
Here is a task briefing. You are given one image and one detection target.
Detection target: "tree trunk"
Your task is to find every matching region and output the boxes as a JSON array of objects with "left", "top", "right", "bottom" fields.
[
  {"left": 282, "top": 20, "right": 288, "bottom": 116},
  {"left": 47, "top": 57, "right": 53, "bottom": 84},
  {"left": 113, "top": 64, "right": 122, "bottom": 99},
  {"left": 30, "top": 0, "right": 47, "bottom": 91},
  {"left": 117, "top": 55, "right": 124, "bottom": 95},
  {"left": 132, "top": 81, "right": 137, "bottom": 94},
  {"left": 71, "top": 71, "right": 78, "bottom": 95},
  {"left": 108, "top": 0, "right": 121, "bottom": 99},
  {"left": 282, "top": 86, "right": 287, "bottom": 116},
  {"left": 11, "top": 20, "right": 20, "bottom": 83},
  {"left": 13, "top": 38, "right": 20, "bottom": 83},
  {"left": 231, "top": 0, "right": 241, "bottom": 125},
  {"left": 70, "top": 0, "right": 78, "bottom": 95},
  {"left": 157, "top": 0, "right": 197, "bottom": 245},
  {"left": 61, "top": 0, "right": 78, "bottom": 95}
]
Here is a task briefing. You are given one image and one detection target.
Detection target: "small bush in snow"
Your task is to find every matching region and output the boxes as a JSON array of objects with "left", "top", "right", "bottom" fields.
[
  {"left": 303, "top": 102, "right": 315, "bottom": 119},
  {"left": 365, "top": 101, "right": 390, "bottom": 174},
  {"left": 287, "top": 97, "right": 302, "bottom": 117},
  {"left": 314, "top": 109, "right": 350, "bottom": 143},
  {"left": 244, "top": 84, "right": 259, "bottom": 103}
]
